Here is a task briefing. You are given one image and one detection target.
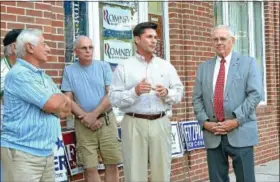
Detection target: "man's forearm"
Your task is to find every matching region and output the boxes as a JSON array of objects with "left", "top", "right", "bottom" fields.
[
  {"left": 91, "top": 95, "right": 111, "bottom": 116},
  {"left": 70, "top": 100, "right": 86, "bottom": 117}
]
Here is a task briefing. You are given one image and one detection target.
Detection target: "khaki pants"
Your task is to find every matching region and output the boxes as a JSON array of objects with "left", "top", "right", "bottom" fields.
[
  {"left": 75, "top": 112, "right": 122, "bottom": 168},
  {"left": 1, "top": 147, "right": 55, "bottom": 182},
  {"left": 121, "top": 115, "right": 172, "bottom": 182}
]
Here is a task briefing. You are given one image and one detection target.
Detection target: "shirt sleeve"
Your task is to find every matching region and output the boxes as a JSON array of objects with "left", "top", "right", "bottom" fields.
[
  {"left": 109, "top": 64, "right": 139, "bottom": 108},
  {"left": 103, "top": 62, "right": 112, "bottom": 86},
  {"left": 1, "top": 59, "right": 8, "bottom": 98},
  {"left": 5, "top": 70, "right": 55, "bottom": 109},
  {"left": 61, "top": 67, "right": 72, "bottom": 92},
  {"left": 163, "top": 63, "right": 184, "bottom": 104}
]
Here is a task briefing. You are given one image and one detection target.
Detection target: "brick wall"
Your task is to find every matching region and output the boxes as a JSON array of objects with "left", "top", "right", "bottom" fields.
[
  {"left": 169, "top": 2, "right": 215, "bottom": 181},
  {"left": 1, "top": 1, "right": 279, "bottom": 182},
  {"left": 0, "top": 1, "right": 65, "bottom": 85}
]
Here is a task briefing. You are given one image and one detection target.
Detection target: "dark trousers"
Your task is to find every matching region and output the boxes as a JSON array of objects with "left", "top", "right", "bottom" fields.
[{"left": 207, "top": 135, "right": 256, "bottom": 182}]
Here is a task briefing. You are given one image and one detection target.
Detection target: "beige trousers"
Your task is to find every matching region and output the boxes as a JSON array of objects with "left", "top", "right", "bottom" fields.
[
  {"left": 1, "top": 147, "right": 55, "bottom": 182},
  {"left": 121, "top": 115, "right": 172, "bottom": 182}
]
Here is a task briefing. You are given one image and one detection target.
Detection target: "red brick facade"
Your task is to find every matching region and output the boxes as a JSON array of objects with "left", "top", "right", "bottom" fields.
[
  {"left": 1, "top": 1, "right": 279, "bottom": 182},
  {"left": 0, "top": 1, "right": 65, "bottom": 84}
]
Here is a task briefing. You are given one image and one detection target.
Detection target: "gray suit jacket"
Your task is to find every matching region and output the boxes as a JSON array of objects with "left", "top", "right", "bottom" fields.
[{"left": 193, "top": 52, "right": 263, "bottom": 148}]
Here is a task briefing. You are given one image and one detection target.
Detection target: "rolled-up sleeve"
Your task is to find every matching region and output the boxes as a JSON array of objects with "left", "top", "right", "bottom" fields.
[{"left": 163, "top": 64, "right": 184, "bottom": 104}]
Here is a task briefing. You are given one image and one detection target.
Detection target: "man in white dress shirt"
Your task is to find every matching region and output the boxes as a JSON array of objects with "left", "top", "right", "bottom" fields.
[{"left": 109, "top": 22, "right": 184, "bottom": 182}]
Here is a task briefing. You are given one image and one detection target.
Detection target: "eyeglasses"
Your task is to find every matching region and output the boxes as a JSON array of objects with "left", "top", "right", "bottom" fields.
[
  {"left": 77, "top": 46, "right": 94, "bottom": 52},
  {"left": 212, "top": 37, "right": 232, "bottom": 43}
]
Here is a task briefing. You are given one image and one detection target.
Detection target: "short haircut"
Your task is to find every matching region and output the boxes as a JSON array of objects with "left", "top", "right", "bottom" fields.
[
  {"left": 73, "top": 35, "right": 92, "bottom": 50},
  {"left": 133, "top": 22, "right": 158, "bottom": 37},
  {"left": 15, "top": 29, "right": 42, "bottom": 58},
  {"left": 211, "top": 25, "right": 236, "bottom": 39}
]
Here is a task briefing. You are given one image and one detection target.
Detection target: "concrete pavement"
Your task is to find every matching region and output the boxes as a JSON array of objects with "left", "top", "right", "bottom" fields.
[{"left": 229, "top": 159, "right": 279, "bottom": 182}]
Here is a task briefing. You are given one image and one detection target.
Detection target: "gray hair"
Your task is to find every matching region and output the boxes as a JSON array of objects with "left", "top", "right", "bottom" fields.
[
  {"left": 4, "top": 44, "right": 13, "bottom": 57},
  {"left": 211, "top": 25, "right": 236, "bottom": 39},
  {"left": 16, "top": 29, "right": 42, "bottom": 58},
  {"left": 73, "top": 35, "right": 92, "bottom": 50}
]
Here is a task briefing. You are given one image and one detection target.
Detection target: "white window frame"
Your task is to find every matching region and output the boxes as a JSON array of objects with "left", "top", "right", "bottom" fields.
[
  {"left": 219, "top": 1, "right": 267, "bottom": 105},
  {"left": 87, "top": 1, "right": 170, "bottom": 61}
]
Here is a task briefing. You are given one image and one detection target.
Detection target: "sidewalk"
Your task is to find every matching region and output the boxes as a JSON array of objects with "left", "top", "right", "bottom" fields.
[{"left": 229, "top": 159, "right": 279, "bottom": 182}]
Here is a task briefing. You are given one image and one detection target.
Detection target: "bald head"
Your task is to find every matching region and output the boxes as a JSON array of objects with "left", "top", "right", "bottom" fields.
[
  {"left": 74, "top": 36, "right": 94, "bottom": 66},
  {"left": 73, "top": 36, "right": 92, "bottom": 50}
]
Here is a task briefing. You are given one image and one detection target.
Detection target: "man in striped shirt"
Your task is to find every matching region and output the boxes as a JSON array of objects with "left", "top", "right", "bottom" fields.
[{"left": 1, "top": 29, "right": 72, "bottom": 181}]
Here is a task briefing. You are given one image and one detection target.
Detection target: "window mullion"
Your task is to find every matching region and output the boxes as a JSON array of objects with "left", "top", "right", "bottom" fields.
[
  {"left": 248, "top": 2, "right": 255, "bottom": 57},
  {"left": 162, "top": 1, "right": 170, "bottom": 62},
  {"left": 138, "top": 1, "right": 148, "bottom": 22},
  {"left": 223, "top": 1, "right": 229, "bottom": 25},
  {"left": 88, "top": 2, "right": 101, "bottom": 60}
]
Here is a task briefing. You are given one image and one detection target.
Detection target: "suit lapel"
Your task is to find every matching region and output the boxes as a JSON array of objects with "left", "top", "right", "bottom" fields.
[
  {"left": 224, "top": 52, "right": 240, "bottom": 97},
  {"left": 207, "top": 57, "right": 216, "bottom": 103}
]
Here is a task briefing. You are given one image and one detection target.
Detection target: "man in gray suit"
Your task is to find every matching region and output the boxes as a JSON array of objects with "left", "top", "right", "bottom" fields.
[{"left": 193, "top": 25, "right": 263, "bottom": 182}]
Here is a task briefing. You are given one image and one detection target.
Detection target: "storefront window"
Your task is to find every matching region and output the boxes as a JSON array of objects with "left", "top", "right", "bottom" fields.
[{"left": 64, "top": 1, "right": 88, "bottom": 62}]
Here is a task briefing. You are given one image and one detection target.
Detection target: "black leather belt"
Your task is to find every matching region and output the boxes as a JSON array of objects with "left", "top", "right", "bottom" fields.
[
  {"left": 97, "top": 108, "right": 113, "bottom": 119},
  {"left": 126, "top": 112, "right": 166, "bottom": 120}
]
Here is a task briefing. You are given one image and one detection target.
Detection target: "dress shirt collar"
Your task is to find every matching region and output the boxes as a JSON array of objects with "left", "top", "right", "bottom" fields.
[
  {"left": 216, "top": 51, "right": 232, "bottom": 64},
  {"left": 16, "top": 58, "right": 44, "bottom": 73},
  {"left": 135, "top": 52, "right": 156, "bottom": 63}
]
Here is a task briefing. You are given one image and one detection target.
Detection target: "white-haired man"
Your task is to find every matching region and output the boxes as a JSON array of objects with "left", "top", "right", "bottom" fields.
[
  {"left": 1, "top": 29, "right": 72, "bottom": 181},
  {"left": 193, "top": 25, "right": 263, "bottom": 182}
]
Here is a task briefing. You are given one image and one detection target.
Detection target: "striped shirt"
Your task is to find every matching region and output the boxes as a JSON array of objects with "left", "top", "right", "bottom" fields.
[
  {"left": 1, "top": 58, "right": 62, "bottom": 156},
  {"left": 1, "top": 57, "right": 12, "bottom": 129}
]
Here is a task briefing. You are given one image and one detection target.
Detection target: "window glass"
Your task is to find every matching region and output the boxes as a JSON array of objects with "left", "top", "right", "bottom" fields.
[
  {"left": 148, "top": 2, "right": 164, "bottom": 59},
  {"left": 214, "top": 2, "right": 223, "bottom": 25},
  {"left": 64, "top": 1, "right": 88, "bottom": 62},
  {"left": 228, "top": 2, "right": 249, "bottom": 55}
]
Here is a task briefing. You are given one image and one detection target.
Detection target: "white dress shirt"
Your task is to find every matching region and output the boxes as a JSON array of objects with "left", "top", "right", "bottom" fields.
[
  {"left": 109, "top": 53, "right": 184, "bottom": 115},
  {"left": 213, "top": 52, "right": 232, "bottom": 92}
]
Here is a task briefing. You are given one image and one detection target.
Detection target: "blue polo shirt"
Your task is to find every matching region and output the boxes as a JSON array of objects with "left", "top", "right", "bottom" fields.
[
  {"left": 61, "top": 60, "right": 112, "bottom": 112},
  {"left": 1, "top": 59, "right": 62, "bottom": 156}
]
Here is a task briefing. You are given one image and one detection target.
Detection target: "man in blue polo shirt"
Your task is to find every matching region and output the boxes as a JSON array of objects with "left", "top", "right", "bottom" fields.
[
  {"left": 61, "top": 36, "right": 121, "bottom": 182},
  {"left": 1, "top": 29, "right": 72, "bottom": 181}
]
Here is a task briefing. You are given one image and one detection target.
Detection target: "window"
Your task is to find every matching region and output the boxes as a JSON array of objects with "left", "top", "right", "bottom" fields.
[{"left": 214, "top": 1, "right": 267, "bottom": 103}]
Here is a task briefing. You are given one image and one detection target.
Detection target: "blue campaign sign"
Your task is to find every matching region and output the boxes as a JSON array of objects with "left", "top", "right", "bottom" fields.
[
  {"left": 104, "top": 29, "right": 132, "bottom": 39},
  {"left": 180, "top": 121, "right": 205, "bottom": 151}
]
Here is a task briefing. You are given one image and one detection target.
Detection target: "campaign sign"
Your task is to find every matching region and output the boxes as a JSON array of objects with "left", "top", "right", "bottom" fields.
[
  {"left": 104, "top": 40, "right": 133, "bottom": 64},
  {"left": 104, "top": 29, "right": 132, "bottom": 39},
  {"left": 53, "top": 135, "right": 68, "bottom": 182},
  {"left": 62, "top": 130, "right": 83, "bottom": 176},
  {"left": 171, "top": 122, "right": 184, "bottom": 158},
  {"left": 103, "top": 5, "right": 132, "bottom": 31},
  {"left": 180, "top": 121, "right": 205, "bottom": 151}
]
